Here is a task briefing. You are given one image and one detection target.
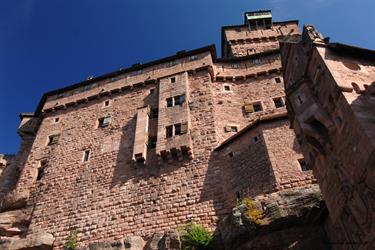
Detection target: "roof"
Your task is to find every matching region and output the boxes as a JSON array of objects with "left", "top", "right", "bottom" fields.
[
  {"left": 34, "top": 45, "right": 217, "bottom": 116},
  {"left": 214, "top": 111, "right": 288, "bottom": 152},
  {"left": 326, "top": 43, "right": 375, "bottom": 61}
]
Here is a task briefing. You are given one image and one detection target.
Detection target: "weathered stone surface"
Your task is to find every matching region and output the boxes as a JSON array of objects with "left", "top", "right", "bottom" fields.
[
  {"left": 0, "top": 190, "right": 29, "bottom": 212},
  {"left": 219, "top": 185, "right": 328, "bottom": 250},
  {"left": 145, "top": 233, "right": 164, "bottom": 250},
  {"left": 123, "top": 236, "right": 145, "bottom": 250},
  {"left": 11, "top": 232, "right": 54, "bottom": 250},
  {"left": 0, "top": 208, "right": 32, "bottom": 236}
]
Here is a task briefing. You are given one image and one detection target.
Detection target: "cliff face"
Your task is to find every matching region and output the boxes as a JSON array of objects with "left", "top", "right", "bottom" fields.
[{"left": 219, "top": 184, "right": 328, "bottom": 250}]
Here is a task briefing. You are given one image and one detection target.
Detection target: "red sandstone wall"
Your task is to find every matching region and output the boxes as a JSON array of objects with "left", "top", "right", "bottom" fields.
[{"left": 222, "top": 22, "right": 299, "bottom": 58}]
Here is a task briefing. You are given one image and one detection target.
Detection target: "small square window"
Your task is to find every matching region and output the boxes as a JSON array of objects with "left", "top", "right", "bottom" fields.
[
  {"left": 224, "top": 85, "right": 231, "bottom": 91},
  {"left": 166, "top": 97, "right": 173, "bottom": 107},
  {"left": 231, "top": 126, "right": 238, "bottom": 132},
  {"left": 48, "top": 134, "right": 60, "bottom": 145},
  {"left": 273, "top": 97, "right": 285, "bottom": 108},
  {"left": 98, "top": 116, "right": 111, "bottom": 128},
  {"left": 83, "top": 150, "right": 90, "bottom": 162},
  {"left": 150, "top": 88, "right": 155, "bottom": 94},
  {"left": 253, "top": 103, "right": 263, "bottom": 112},
  {"left": 175, "top": 124, "right": 182, "bottom": 135},
  {"left": 104, "top": 100, "right": 110, "bottom": 107},
  {"left": 275, "top": 77, "right": 281, "bottom": 83},
  {"left": 298, "top": 159, "right": 311, "bottom": 171},
  {"left": 253, "top": 136, "right": 259, "bottom": 142},
  {"left": 228, "top": 152, "right": 234, "bottom": 158},
  {"left": 148, "top": 137, "right": 157, "bottom": 149},
  {"left": 166, "top": 125, "right": 173, "bottom": 138},
  {"left": 170, "top": 77, "right": 176, "bottom": 83},
  {"left": 54, "top": 117, "right": 60, "bottom": 123}
]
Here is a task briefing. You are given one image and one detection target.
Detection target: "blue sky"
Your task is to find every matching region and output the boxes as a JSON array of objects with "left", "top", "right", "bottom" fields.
[{"left": 0, "top": 0, "right": 374, "bottom": 154}]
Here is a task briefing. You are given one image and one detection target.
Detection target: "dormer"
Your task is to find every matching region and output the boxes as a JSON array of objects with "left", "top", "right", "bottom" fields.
[{"left": 244, "top": 10, "right": 272, "bottom": 30}]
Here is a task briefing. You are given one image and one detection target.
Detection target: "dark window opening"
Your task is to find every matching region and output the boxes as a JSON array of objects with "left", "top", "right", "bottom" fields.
[
  {"left": 275, "top": 77, "right": 281, "bottom": 83},
  {"left": 166, "top": 97, "right": 173, "bottom": 107},
  {"left": 37, "top": 160, "right": 47, "bottom": 181},
  {"left": 104, "top": 100, "right": 110, "bottom": 107},
  {"left": 83, "top": 150, "right": 90, "bottom": 162},
  {"left": 297, "top": 95, "right": 303, "bottom": 105},
  {"left": 166, "top": 126, "right": 173, "bottom": 138},
  {"left": 273, "top": 97, "right": 285, "bottom": 108},
  {"left": 54, "top": 117, "right": 60, "bottom": 123},
  {"left": 170, "top": 77, "right": 176, "bottom": 83},
  {"left": 175, "top": 124, "right": 182, "bottom": 135},
  {"left": 98, "top": 116, "right": 111, "bottom": 128},
  {"left": 48, "top": 134, "right": 60, "bottom": 145},
  {"left": 298, "top": 159, "right": 311, "bottom": 171},
  {"left": 231, "top": 126, "right": 238, "bottom": 132},
  {"left": 236, "top": 191, "right": 241, "bottom": 200},
  {"left": 228, "top": 152, "right": 234, "bottom": 158},
  {"left": 174, "top": 94, "right": 186, "bottom": 106},
  {"left": 253, "top": 136, "right": 259, "bottom": 142},
  {"left": 224, "top": 85, "right": 231, "bottom": 91},
  {"left": 150, "top": 88, "right": 155, "bottom": 94},
  {"left": 307, "top": 117, "right": 331, "bottom": 144},
  {"left": 253, "top": 103, "right": 263, "bottom": 112},
  {"left": 148, "top": 137, "right": 157, "bottom": 149}
]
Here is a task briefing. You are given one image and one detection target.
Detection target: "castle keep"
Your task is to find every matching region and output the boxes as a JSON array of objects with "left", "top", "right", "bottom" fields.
[{"left": 1, "top": 10, "right": 374, "bottom": 249}]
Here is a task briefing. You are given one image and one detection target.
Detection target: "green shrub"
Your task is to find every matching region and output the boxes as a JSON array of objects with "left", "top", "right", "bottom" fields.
[
  {"left": 64, "top": 230, "right": 78, "bottom": 250},
  {"left": 180, "top": 222, "right": 213, "bottom": 250}
]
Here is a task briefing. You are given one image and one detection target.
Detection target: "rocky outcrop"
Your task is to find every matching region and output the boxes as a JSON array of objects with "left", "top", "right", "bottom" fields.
[
  {"left": 10, "top": 232, "right": 55, "bottom": 250},
  {"left": 0, "top": 208, "right": 32, "bottom": 237},
  {"left": 0, "top": 190, "right": 29, "bottom": 212},
  {"left": 219, "top": 184, "right": 329, "bottom": 250},
  {"left": 78, "top": 231, "right": 181, "bottom": 250}
]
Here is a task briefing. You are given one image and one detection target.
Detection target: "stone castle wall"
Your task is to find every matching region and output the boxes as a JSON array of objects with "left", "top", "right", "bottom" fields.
[{"left": 0, "top": 13, "right": 322, "bottom": 249}]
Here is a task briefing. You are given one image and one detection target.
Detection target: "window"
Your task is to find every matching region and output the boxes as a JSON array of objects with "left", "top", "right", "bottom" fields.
[
  {"left": 228, "top": 152, "right": 234, "bottom": 158},
  {"left": 224, "top": 85, "right": 231, "bottom": 91},
  {"left": 150, "top": 88, "right": 155, "bottom": 94},
  {"left": 298, "top": 159, "right": 311, "bottom": 171},
  {"left": 148, "top": 137, "right": 157, "bottom": 149},
  {"left": 188, "top": 55, "right": 198, "bottom": 61},
  {"left": 166, "top": 126, "right": 173, "bottom": 138},
  {"left": 48, "top": 134, "right": 60, "bottom": 145},
  {"left": 273, "top": 97, "right": 285, "bottom": 108},
  {"left": 253, "top": 103, "right": 263, "bottom": 112},
  {"left": 36, "top": 160, "right": 47, "bottom": 181},
  {"left": 174, "top": 94, "right": 185, "bottom": 106},
  {"left": 83, "top": 150, "right": 90, "bottom": 162},
  {"left": 98, "top": 116, "right": 111, "bottom": 128},
  {"left": 253, "top": 136, "right": 259, "bottom": 142},
  {"left": 175, "top": 124, "right": 182, "bottom": 135},
  {"left": 275, "top": 77, "right": 281, "bottom": 83},
  {"left": 170, "top": 77, "right": 176, "bottom": 83},
  {"left": 247, "top": 49, "right": 255, "bottom": 55},
  {"left": 225, "top": 126, "right": 238, "bottom": 133},
  {"left": 166, "top": 97, "right": 173, "bottom": 107},
  {"left": 54, "top": 117, "right": 60, "bottom": 123},
  {"left": 104, "top": 100, "right": 110, "bottom": 107}
]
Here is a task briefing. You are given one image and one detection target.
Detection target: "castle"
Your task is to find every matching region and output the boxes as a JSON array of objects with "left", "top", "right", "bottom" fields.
[{"left": 0, "top": 10, "right": 374, "bottom": 250}]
